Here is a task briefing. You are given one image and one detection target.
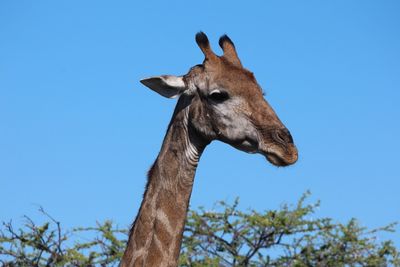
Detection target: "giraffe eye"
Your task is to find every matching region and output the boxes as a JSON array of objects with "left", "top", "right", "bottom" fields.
[{"left": 208, "top": 90, "right": 229, "bottom": 102}]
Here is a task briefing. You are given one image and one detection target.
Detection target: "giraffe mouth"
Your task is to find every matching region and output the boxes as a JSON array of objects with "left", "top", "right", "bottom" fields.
[
  {"left": 231, "top": 138, "right": 298, "bottom": 167},
  {"left": 264, "top": 152, "right": 290, "bottom": 166},
  {"left": 261, "top": 144, "right": 298, "bottom": 167}
]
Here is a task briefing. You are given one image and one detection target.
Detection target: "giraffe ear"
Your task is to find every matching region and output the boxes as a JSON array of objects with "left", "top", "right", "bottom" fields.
[{"left": 140, "top": 75, "right": 186, "bottom": 98}]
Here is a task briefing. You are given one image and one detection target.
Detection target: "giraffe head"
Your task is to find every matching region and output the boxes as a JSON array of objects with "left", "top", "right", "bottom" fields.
[{"left": 141, "top": 32, "right": 298, "bottom": 167}]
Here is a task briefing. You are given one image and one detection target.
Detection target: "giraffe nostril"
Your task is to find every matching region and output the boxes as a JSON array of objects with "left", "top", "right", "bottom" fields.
[
  {"left": 284, "top": 129, "right": 294, "bottom": 144},
  {"left": 274, "top": 129, "right": 294, "bottom": 145},
  {"left": 275, "top": 132, "right": 285, "bottom": 144}
]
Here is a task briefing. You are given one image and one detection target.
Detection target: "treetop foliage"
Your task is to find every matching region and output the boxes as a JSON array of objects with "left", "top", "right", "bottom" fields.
[{"left": 1, "top": 192, "right": 398, "bottom": 267}]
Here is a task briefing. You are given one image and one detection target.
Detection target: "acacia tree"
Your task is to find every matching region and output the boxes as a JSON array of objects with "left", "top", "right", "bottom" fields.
[
  {"left": 1, "top": 193, "right": 399, "bottom": 267},
  {"left": 180, "top": 192, "right": 399, "bottom": 266}
]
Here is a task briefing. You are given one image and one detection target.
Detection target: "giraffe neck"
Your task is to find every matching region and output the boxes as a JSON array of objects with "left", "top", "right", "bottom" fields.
[{"left": 121, "top": 100, "right": 207, "bottom": 267}]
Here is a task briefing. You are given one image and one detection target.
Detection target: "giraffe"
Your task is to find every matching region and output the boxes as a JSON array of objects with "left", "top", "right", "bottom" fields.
[{"left": 120, "top": 32, "right": 298, "bottom": 267}]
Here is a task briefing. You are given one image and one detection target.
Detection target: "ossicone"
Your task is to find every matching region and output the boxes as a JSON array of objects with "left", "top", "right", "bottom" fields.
[
  {"left": 219, "top": 34, "right": 242, "bottom": 67},
  {"left": 195, "top": 31, "right": 218, "bottom": 61}
]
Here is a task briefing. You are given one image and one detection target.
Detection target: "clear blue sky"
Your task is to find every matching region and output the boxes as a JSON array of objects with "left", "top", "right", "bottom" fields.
[{"left": 1, "top": 0, "right": 399, "bottom": 246}]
